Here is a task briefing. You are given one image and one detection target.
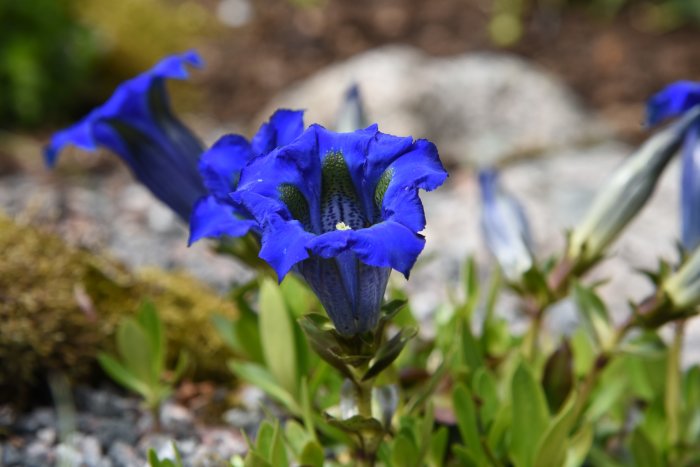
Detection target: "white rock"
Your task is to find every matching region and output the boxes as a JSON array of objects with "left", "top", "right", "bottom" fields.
[{"left": 259, "top": 45, "right": 609, "bottom": 166}]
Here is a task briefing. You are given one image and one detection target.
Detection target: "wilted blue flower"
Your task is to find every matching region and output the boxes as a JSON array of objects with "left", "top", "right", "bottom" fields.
[
  {"left": 188, "top": 109, "right": 305, "bottom": 244},
  {"left": 478, "top": 169, "right": 533, "bottom": 281},
  {"left": 44, "top": 51, "right": 206, "bottom": 222},
  {"left": 647, "top": 81, "right": 700, "bottom": 251},
  {"left": 231, "top": 123, "right": 448, "bottom": 336}
]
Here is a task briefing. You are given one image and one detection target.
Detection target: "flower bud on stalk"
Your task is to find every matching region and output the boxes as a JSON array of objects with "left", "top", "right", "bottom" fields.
[
  {"left": 335, "top": 83, "right": 368, "bottom": 133},
  {"left": 567, "top": 106, "right": 700, "bottom": 272},
  {"left": 478, "top": 168, "right": 533, "bottom": 282}
]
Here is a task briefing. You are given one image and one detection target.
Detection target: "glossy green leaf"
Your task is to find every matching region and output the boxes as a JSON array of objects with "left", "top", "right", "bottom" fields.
[
  {"left": 269, "top": 420, "right": 288, "bottom": 467},
  {"left": 570, "top": 327, "right": 595, "bottom": 377},
  {"left": 255, "top": 421, "right": 275, "bottom": 457},
  {"left": 284, "top": 420, "right": 308, "bottom": 456},
  {"left": 473, "top": 367, "right": 499, "bottom": 428},
  {"left": 97, "top": 353, "right": 150, "bottom": 398},
  {"left": 533, "top": 396, "right": 576, "bottom": 467},
  {"left": 463, "top": 256, "right": 480, "bottom": 319},
  {"left": 510, "top": 361, "right": 550, "bottom": 467},
  {"left": 136, "top": 301, "right": 165, "bottom": 377},
  {"left": 229, "top": 361, "right": 301, "bottom": 414},
  {"left": 117, "top": 317, "right": 154, "bottom": 385},
  {"left": 428, "top": 426, "right": 449, "bottom": 467},
  {"left": 259, "top": 278, "right": 298, "bottom": 397},
  {"left": 453, "top": 383, "right": 488, "bottom": 465},
  {"left": 299, "top": 440, "right": 324, "bottom": 467},
  {"left": 630, "top": 427, "right": 663, "bottom": 467},
  {"left": 280, "top": 274, "right": 315, "bottom": 318},
  {"left": 326, "top": 415, "right": 384, "bottom": 435},
  {"left": 392, "top": 433, "right": 420, "bottom": 467},
  {"left": 452, "top": 445, "right": 478, "bottom": 467},
  {"left": 363, "top": 326, "right": 417, "bottom": 381},
  {"left": 564, "top": 423, "right": 593, "bottom": 467},
  {"left": 572, "top": 282, "right": 613, "bottom": 348},
  {"left": 298, "top": 314, "right": 353, "bottom": 380}
]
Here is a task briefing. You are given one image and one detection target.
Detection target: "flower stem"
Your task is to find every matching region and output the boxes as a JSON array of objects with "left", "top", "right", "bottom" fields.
[{"left": 352, "top": 376, "right": 378, "bottom": 467}]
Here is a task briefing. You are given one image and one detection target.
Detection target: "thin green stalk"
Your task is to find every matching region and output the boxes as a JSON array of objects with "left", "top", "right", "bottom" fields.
[{"left": 665, "top": 320, "right": 685, "bottom": 452}]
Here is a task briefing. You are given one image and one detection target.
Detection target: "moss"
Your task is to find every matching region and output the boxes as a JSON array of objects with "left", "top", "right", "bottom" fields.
[{"left": 0, "top": 214, "right": 237, "bottom": 399}]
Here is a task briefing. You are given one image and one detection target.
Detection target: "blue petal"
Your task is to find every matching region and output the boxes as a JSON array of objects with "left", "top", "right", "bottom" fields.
[
  {"left": 251, "top": 109, "right": 305, "bottom": 155},
  {"left": 237, "top": 128, "right": 322, "bottom": 228},
  {"left": 307, "top": 221, "right": 425, "bottom": 277},
  {"left": 44, "top": 51, "right": 206, "bottom": 221},
  {"left": 647, "top": 81, "right": 700, "bottom": 127},
  {"left": 682, "top": 125, "right": 700, "bottom": 251},
  {"left": 199, "top": 135, "right": 253, "bottom": 202},
  {"left": 188, "top": 195, "right": 257, "bottom": 245},
  {"left": 257, "top": 214, "right": 314, "bottom": 279},
  {"left": 45, "top": 51, "right": 203, "bottom": 166}
]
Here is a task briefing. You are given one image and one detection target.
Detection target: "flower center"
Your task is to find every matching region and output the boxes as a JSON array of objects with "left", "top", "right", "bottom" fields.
[{"left": 320, "top": 151, "right": 367, "bottom": 233}]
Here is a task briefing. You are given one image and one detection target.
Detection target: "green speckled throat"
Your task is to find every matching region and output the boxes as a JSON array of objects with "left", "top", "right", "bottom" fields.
[{"left": 320, "top": 151, "right": 367, "bottom": 233}]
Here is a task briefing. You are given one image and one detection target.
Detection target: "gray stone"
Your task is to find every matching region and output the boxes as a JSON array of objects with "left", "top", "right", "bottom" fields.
[
  {"left": 159, "top": 402, "right": 195, "bottom": 438},
  {"left": 24, "top": 440, "right": 53, "bottom": 467},
  {"left": 77, "top": 434, "right": 104, "bottom": 467},
  {"left": 55, "top": 442, "right": 83, "bottom": 466},
  {"left": 259, "top": 45, "right": 610, "bottom": 166},
  {"left": 108, "top": 441, "right": 141, "bottom": 467},
  {"left": 78, "top": 414, "right": 140, "bottom": 448},
  {"left": 1, "top": 443, "right": 24, "bottom": 466}
]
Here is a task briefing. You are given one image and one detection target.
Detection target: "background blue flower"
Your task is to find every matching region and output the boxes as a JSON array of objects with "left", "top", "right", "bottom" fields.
[
  {"left": 478, "top": 168, "right": 533, "bottom": 281},
  {"left": 44, "top": 51, "right": 206, "bottom": 222},
  {"left": 647, "top": 81, "right": 700, "bottom": 251},
  {"left": 231, "top": 123, "right": 448, "bottom": 335}
]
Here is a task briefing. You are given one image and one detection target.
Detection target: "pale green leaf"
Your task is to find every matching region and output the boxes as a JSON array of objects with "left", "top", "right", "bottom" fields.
[{"left": 509, "top": 361, "right": 550, "bottom": 467}]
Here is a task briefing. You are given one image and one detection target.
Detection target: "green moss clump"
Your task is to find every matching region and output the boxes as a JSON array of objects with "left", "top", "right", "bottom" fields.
[{"left": 0, "top": 214, "right": 237, "bottom": 399}]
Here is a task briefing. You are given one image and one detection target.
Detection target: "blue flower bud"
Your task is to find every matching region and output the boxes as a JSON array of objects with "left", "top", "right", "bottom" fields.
[
  {"left": 335, "top": 83, "right": 368, "bottom": 133},
  {"left": 478, "top": 169, "right": 533, "bottom": 281}
]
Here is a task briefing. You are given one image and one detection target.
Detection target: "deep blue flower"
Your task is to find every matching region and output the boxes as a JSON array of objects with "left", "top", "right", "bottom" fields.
[
  {"left": 188, "top": 109, "right": 305, "bottom": 244},
  {"left": 231, "top": 124, "right": 448, "bottom": 336},
  {"left": 44, "top": 51, "right": 206, "bottom": 222},
  {"left": 647, "top": 81, "right": 700, "bottom": 251},
  {"left": 478, "top": 169, "right": 533, "bottom": 281}
]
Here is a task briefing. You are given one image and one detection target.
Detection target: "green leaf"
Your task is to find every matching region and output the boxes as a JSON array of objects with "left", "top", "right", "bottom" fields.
[
  {"left": 299, "top": 441, "right": 324, "bottom": 467},
  {"left": 284, "top": 420, "right": 309, "bottom": 456},
  {"left": 280, "top": 274, "right": 316, "bottom": 318},
  {"left": 428, "top": 426, "right": 449, "bottom": 467},
  {"left": 460, "top": 318, "right": 484, "bottom": 372},
  {"left": 258, "top": 278, "right": 299, "bottom": 397},
  {"left": 363, "top": 326, "right": 417, "bottom": 381},
  {"left": 509, "top": 361, "right": 550, "bottom": 467},
  {"left": 452, "top": 445, "right": 479, "bottom": 467},
  {"left": 229, "top": 361, "right": 301, "bottom": 414},
  {"left": 116, "top": 317, "right": 155, "bottom": 385},
  {"left": 170, "top": 350, "right": 190, "bottom": 384},
  {"left": 585, "top": 374, "right": 626, "bottom": 423},
  {"left": 269, "top": 420, "right": 288, "bottom": 467},
  {"left": 326, "top": 414, "right": 383, "bottom": 436},
  {"left": 392, "top": 433, "right": 421, "bottom": 467},
  {"left": 570, "top": 327, "right": 595, "bottom": 377},
  {"left": 298, "top": 315, "right": 353, "bottom": 380},
  {"left": 572, "top": 282, "right": 613, "bottom": 348},
  {"left": 630, "top": 428, "right": 663, "bottom": 467},
  {"left": 97, "top": 353, "right": 150, "bottom": 398},
  {"left": 533, "top": 397, "right": 576, "bottom": 467},
  {"left": 136, "top": 301, "right": 165, "bottom": 377},
  {"left": 463, "top": 256, "right": 479, "bottom": 319},
  {"left": 453, "top": 383, "right": 488, "bottom": 465},
  {"left": 472, "top": 368, "right": 499, "bottom": 428},
  {"left": 564, "top": 424, "right": 593, "bottom": 467},
  {"left": 255, "top": 421, "right": 275, "bottom": 460}
]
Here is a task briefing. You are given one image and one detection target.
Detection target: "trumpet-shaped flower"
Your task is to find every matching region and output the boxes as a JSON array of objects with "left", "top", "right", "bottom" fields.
[
  {"left": 188, "top": 109, "right": 305, "bottom": 244},
  {"left": 44, "top": 51, "right": 206, "bottom": 222},
  {"left": 647, "top": 81, "right": 700, "bottom": 251},
  {"left": 231, "top": 124, "right": 448, "bottom": 336},
  {"left": 478, "top": 169, "right": 533, "bottom": 281}
]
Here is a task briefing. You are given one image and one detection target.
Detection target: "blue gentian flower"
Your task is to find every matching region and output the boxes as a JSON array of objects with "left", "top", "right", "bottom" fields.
[
  {"left": 335, "top": 83, "right": 368, "bottom": 133},
  {"left": 44, "top": 51, "right": 206, "bottom": 222},
  {"left": 231, "top": 123, "right": 448, "bottom": 336},
  {"left": 188, "top": 109, "right": 305, "bottom": 244},
  {"left": 647, "top": 81, "right": 700, "bottom": 251},
  {"left": 478, "top": 169, "right": 533, "bottom": 281}
]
